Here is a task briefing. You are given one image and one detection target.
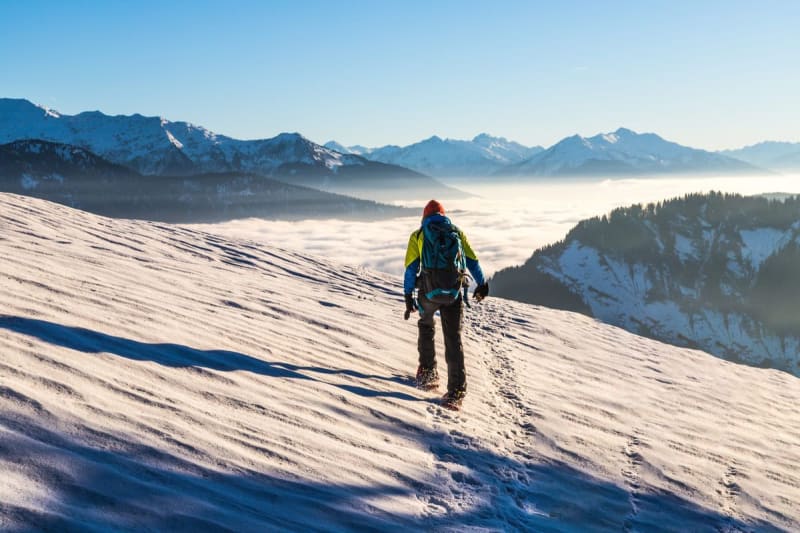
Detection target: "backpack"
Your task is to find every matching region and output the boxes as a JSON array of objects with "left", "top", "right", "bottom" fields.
[{"left": 418, "top": 220, "right": 468, "bottom": 304}]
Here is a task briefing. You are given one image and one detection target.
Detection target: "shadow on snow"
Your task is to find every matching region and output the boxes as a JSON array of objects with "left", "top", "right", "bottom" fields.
[{"left": 0, "top": 315, "right": 419, "bottom": 401}]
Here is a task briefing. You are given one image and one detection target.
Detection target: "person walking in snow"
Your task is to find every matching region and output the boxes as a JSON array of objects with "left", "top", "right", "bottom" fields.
[{"left": 403, "top": 199, "right": 489, "bottom": 409}]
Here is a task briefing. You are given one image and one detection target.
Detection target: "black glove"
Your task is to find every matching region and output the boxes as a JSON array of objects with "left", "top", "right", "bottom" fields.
[
  {"left": 473, "top": 282, "right": 489, "bottom": 302},
  {"left": 404, "top": 293, "right": 418, "bottom": 320}
]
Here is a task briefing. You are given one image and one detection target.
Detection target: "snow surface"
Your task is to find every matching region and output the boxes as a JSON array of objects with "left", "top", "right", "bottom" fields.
[
  {"left": 542, "top": 237, "right": 800, "bottom": 372},
  {"left": 673, "top": 233, "right": 698, "bottom": 262},
  {"left": 739, "top": 228, "right": 790, "bottom": 271},
  {"left": 1, "top": 193, "right": 799, "bottom": 531}
]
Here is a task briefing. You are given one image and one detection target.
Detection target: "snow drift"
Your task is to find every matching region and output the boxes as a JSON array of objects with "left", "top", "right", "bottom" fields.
[{"left": 0, "top": 193, "right": 798, "bottom": 531}]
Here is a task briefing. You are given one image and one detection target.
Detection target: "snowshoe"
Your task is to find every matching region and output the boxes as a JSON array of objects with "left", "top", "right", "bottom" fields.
[{"left": 416, "top": 365, "right": 439, "bottom": 391}]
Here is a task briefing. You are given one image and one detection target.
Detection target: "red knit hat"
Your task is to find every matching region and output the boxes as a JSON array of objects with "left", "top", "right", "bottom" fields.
[{"left": 423, "top": 199, "right": 444, "bottom": 219}]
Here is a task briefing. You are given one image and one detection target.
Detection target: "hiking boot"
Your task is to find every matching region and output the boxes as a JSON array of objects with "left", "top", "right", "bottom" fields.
[
  {"left": 416, "top": 365, "right": 440, "bottom": 390},
  {"left": 441, "top": 389, "right": 466, "bottom": 410}
]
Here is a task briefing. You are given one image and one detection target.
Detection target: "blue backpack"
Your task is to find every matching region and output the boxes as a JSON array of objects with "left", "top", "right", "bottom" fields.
[{"left": 419, "top": 219, "right": 468, "bottom": 304}]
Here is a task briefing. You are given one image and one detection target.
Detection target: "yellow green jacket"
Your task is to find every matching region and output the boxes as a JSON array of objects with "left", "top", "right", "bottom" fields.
[{"left": 403, "top": 214, "right": 485, "bottom": 294}]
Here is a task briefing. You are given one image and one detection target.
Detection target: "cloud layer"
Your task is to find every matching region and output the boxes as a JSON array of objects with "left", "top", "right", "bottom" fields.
[{"left": 189, "top": 175, "right": 800, "bottom": 283}]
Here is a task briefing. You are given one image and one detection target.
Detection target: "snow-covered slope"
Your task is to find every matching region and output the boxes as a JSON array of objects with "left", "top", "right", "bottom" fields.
[
  {"left": 0, "top": 99, "right": 460, "bottom": 201},
  {"left": 1, "top": 193, "right": 799, "bottom": 531},
  {"left": 721, "top": 141, "right": 800, "bottom": 172},
  {"left": 502, "top": 128, "right": 763, "bottom": 177},
  {"left": 492, "top": 192, "right": 800, "bottom": 375},
  {"left": 327, "top": 134, "right": 543, "bottom": 177}
]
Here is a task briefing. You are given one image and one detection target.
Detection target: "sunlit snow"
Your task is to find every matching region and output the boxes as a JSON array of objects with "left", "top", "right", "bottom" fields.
[{"left": 2, "top": 193, "right": 799, "bottom": 531}]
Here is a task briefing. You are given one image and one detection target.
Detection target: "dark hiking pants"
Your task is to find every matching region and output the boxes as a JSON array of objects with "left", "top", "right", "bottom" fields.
[{"left": 417, "top": 294, "right": 466, "bottom": 395}]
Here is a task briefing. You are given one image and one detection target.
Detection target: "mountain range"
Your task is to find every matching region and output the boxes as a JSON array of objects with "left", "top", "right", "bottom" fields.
[
  {"left": 0, "top": 98, "right": 459, "bottom": 202},
  {"left": 1, "top": 98, "right": 795, "bottom": 211},
  {"left": 325, "top": 134, "right": 544, "bottom": 177},
  {"left": 492, "top": 192, "right": 800, "bottom": 375},
  {"left": 721, "top": 141, "right": 800, "bottom": 171},
  {"left": 497, "top": 128, "right": 763, "bottom": 177},
  {"left": 327, "top": 128, "right": 781, "bottom": 178},
  {"left": 0, "top": 139, "right": 412, "bottom": 222}
]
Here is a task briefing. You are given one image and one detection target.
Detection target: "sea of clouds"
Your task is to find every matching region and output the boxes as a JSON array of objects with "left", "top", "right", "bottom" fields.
[{"left": 189, "top": 175, "right": 800, "bottom": 281}]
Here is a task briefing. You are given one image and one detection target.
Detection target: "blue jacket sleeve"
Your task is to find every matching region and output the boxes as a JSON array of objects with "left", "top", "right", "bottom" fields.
[
  {"left": 466, "top": 257, "right": 486, "bottom": 286},
  {"left": 403, "top": 259, "right": 419, "bottom": 294}
]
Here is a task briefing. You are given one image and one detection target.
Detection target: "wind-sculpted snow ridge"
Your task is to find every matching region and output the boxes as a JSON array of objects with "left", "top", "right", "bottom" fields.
[{"left": 0, "top": 193, "right": 798, "bottom": 531}]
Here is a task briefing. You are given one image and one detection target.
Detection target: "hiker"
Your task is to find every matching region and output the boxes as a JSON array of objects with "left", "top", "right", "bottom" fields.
[{"left": 403, "top": 199, "right": 489, "bottom": 409}]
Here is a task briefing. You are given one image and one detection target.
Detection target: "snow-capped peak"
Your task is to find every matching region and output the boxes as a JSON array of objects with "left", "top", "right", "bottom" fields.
[
  {"left": 508, "top": 127, "right": 760, "bottom": 177},
  {"left": 323, "top": 140, "right": 351, "bottom": 154},
  {"left": 0, "top": 99, "right": 383, "bottom": 178},
  {"left": 350, "top": 134, "right": 543, "bottom": 177},
  {"left": 472, "top": 132, "right": 500, "bottom": 143}
]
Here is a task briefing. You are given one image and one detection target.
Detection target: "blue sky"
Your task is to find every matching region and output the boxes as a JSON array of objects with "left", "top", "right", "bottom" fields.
[{"left": 1, "top": 0, "right": 798, "bottom": 149}]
